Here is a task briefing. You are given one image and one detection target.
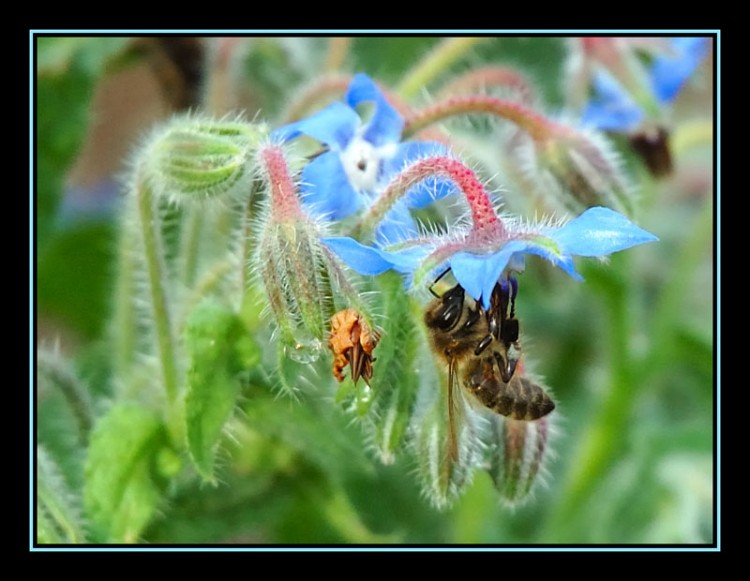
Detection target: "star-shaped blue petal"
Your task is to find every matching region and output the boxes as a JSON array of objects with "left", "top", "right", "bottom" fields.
[
  {"left": 272, "top": 73, "right": 456, "bottom": 240},
  {"left": 324, "top": 207, "right": 658, "bottom": 309},
  {"left": 346, "top": 73, "right": 403, "bottom": 147},
  {"left": 272, "top": 101, "right": 360, "bottom": 150},
  {"left": 582, "top": 69, "right": 645, "bottom": 132}
]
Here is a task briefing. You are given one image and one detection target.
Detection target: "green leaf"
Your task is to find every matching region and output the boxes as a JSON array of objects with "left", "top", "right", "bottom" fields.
[
  {"left": 36, "top": 446, "right": 86, "bottom": 544},
  {"left": 184, "top": 299, "right": 258, "bottom": 482},
  {"left": 83, "top": 403, "right": 170, "bottom": 543}
]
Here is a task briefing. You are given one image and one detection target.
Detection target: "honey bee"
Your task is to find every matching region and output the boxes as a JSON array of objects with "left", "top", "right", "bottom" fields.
[{"left": 424, "top": 269, "right": 554, "bottom": 458}]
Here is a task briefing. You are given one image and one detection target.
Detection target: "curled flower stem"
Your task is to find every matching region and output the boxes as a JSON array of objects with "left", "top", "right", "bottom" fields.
[
  {"left": 351, "top": 155, "right": 504, "bottom": 240},
  {"left": 179, "top": 207, "right": 203, "bottom": 288},
  {"left": 279, "top": 74, "right": 352, "bottom": 122},
  {"left": 437, "top": 65, "right": 536, "bottom": 103},
  {"left": 396, "top": 37, "right": 486, "bottom": 100},
  {"left": 403, "top": 94, "right": 551, "bottom": 142},
  {"left": 112, "top": 195, "right": 140, "bottom": 393},
  {"left": 135, "top": 172, "right": 180, "bottom": 408}
]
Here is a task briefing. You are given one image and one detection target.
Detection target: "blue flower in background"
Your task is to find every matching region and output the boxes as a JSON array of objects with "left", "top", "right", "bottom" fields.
[
  {"left": 273, "top": 73, "right": 453, "bottom": 243},
  {"left": 324, "top": 207, "right": 658, "bottom": 308},
  {"left": 582, "top": 37, "right": 709, "bottom": 132}
]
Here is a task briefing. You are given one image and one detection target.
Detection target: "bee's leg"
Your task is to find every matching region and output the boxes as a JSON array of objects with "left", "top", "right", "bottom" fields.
[
  {"left": 508, "top": 276, "right": 518, "bottom": 319},
  {"left": 501, "top": 318, "right": 519, "bottom": 345},
  {"left": 500, "top": 276, "right": 520, "bottom": 351},
  {"left": 493, "top": 349, "right": 518, "bottom": 383},
  {"left": 474, "top": 334, "right": 493, "bottom": 356}
]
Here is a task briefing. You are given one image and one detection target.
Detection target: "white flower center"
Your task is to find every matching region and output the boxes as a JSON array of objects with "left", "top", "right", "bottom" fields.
[{"left": 340, "top": 134, "right": 397, "bottom": 193}]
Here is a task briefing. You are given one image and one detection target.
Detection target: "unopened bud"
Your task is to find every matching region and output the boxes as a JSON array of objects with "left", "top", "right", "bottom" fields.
[
  {"left": 482, "top": 411, "right": 553, "bottom": 506},
  {"left": 256, "top": 219, "right": 332, "bottom": 363},
  {"left": 515, "top": 124, "right": 633, "bottom": 215},
  {"left": 254, "top": 144, "right": 339, "bottom": 364},
  {"left": 413, "top": 362, "right": 479, "bottom": 509},
  {"left": 142, "top": 115, "right": 265, "bottom": 204}
]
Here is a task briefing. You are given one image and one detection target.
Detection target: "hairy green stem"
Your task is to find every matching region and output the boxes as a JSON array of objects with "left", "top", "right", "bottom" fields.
[
  {"left": 436, "top": 65, "right": 536, "bottom": 102},
  {"left": 396, "top": 37, "right": 486, "bottom": 99},
  {"left": 112, "top": 195, "right": 140, "bottom": 395},
  {"left": 179, "top": 207, "right": 203, "bottom": 288},
  {"left": 135, "top": 175, "right": 180, "bottom": 408}
]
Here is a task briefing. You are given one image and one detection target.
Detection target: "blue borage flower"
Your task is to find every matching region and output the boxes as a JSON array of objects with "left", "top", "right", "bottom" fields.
[
  {"left": 582, "top": 37, "right": 709, "bottom": 132},
  {"left": 324, "top": 206, "right": 658, "bottom": 309},
  {"left": 272, "top": 73, "right": 454, "bottom": 243}
]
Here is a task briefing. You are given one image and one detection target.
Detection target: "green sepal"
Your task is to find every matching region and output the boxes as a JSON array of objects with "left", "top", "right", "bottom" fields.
[
  {"left": 363, "top": 273, "right": 421, "bottom": 462},
  {"left": 481, "top": 414, "right": 550, "bottom": 506},
  {"left": 412, "top": 342, "right": 479, "bottom": 510},
  {"left": 143, "top": 117, "right": 266, "bottom": 204}
]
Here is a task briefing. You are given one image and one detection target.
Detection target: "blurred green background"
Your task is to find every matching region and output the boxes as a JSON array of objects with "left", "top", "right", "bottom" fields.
[{"left": 35, "top": 35, "right": 714, "bottom": 545}]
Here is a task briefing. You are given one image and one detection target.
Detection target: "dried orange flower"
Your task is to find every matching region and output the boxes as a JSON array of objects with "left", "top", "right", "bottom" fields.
[{"left": 328, "top": 308, "right": 381, "bottom": 385}]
